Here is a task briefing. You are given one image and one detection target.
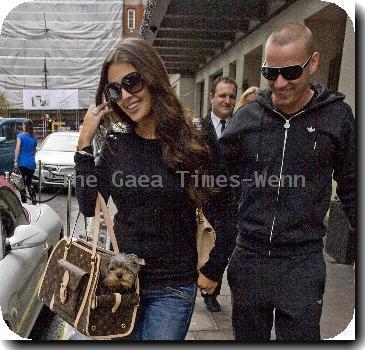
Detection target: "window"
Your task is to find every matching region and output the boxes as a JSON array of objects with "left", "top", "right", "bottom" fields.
[
  {"left": 0, "top": 187, "right": 27, "bottom": 259},
  {"left": 229, "top": 61, "right": 237, "bottom": 80},
  {"left": 0, "top": 124, "right": 16, "bottom": 141},
  {"left": 0, "top": 187, "right": 27, "bottom": 237},
  {"left": 15, "top": 122, "right": 23, "bottom": 134},
  {"left": 128, "top": 9, "right": 136, "bottom": 30}
]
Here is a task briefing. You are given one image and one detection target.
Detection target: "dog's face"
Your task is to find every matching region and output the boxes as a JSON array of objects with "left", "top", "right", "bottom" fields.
[
  {"left": 103, "top": 262, "right": 136, "bottom": 292},
  {"left": 103, "top": 253, "right": 145, "bottom": 292}
]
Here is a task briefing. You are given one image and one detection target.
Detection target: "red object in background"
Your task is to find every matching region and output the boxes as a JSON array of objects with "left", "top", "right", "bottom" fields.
[
  {"left": 0, "top": 176, "right": 30, "bottom": 221},
  {"left": 0, "top": 176, "right": 16, "bottom": 191}
]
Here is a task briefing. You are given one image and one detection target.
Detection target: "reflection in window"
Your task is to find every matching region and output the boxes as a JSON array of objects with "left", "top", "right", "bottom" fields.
[
  {"left": 0, "top": 187, "right": 27, "bottom": 238},
  {"left": 1, "top": 125, "right": 16, "bottom": 141}
]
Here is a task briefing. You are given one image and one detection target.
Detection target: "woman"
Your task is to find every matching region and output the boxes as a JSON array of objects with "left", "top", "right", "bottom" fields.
[
  {"left": 75, "top": 38, "right": 236, "bottom": 340},
  {"left": 235, "top": 86, "right": 260, "bottom": 111},
  {"left": 14, "top": 119, "right": 37, "bottom": 204}
]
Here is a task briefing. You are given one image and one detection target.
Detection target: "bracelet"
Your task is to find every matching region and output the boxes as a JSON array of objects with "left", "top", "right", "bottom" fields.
[{"left": 76, "top": 150, "right": 94, "bottom": 158}]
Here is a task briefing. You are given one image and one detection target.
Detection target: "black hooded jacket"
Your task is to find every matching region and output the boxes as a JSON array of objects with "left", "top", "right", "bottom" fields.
[{"left": 219, "top": 83, "right": 355, "bottom": 257}]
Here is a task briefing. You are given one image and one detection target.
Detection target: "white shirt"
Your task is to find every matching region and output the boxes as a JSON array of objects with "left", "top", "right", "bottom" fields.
[{"left": 210, "top": 112, "right": 231, "bottom": 138}]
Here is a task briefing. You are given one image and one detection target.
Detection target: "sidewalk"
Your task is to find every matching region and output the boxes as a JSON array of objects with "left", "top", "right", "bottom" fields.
[{"left": 187, "top": 251, "right": 355, "bottom": 340}]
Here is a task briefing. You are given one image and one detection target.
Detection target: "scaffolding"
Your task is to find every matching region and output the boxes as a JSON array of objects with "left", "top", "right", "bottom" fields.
[{"left": 0, "top": 0, "right": 124, "bottom": 115}]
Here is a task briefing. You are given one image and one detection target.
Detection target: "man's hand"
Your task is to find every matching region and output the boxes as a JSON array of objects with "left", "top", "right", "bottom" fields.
[{"left": 197, "top": 271, "right": 218, "bottom": 295}]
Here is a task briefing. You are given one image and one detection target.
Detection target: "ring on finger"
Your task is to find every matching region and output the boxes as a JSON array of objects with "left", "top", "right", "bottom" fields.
[{"left": 91, "top": 107, "right": 99, "bottom": 116}]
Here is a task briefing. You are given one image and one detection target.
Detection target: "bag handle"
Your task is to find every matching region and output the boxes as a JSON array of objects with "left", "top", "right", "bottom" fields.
[
  {"left": 91, "top": 193, "right": 120, "bottom": 258},
  {"left": 65, "top": 193, "right": 120, "bottom": 258}
]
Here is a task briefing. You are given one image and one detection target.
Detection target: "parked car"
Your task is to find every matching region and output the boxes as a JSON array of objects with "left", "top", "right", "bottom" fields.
[
  {"left": 0, "top": 117, "right": 26, "bottom": 175},
  {"left": 33, "top": 131, "right": 80, "bottom": 188},
  {"left": 0, "top": 176, "right": 63, "bottom": 338}
]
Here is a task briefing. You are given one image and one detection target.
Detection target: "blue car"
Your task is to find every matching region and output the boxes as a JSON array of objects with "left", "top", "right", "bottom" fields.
[{"left": 0, "top": 117, "right": 26, "bottom": 175}]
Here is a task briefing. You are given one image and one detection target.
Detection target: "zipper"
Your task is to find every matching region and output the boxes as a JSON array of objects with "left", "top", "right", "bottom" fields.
[{"left": 268, "top": 109, "right": 306, "bottom": 255}]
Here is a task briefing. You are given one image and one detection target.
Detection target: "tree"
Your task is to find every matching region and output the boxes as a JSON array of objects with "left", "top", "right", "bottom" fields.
[{"left": 0, "top": 92, "right": 10, "bottom": 116}]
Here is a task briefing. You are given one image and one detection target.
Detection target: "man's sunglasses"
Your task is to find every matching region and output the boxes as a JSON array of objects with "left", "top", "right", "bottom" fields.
[
  {"left": 261, "top": 54, "right": 313, "bottom": 81},
  {"left": 104, "top": 72, "right": 144, "bottom": 102}
]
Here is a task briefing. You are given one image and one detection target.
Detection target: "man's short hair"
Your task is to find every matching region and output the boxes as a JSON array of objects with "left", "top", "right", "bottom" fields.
[
  {"left": 266, "top": 23, "right": 314, "bottom": 55},
  {"left": 210, "top": 76, "right": 237, "bottom": 95}
]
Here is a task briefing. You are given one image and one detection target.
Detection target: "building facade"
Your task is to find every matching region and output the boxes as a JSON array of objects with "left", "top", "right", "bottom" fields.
[
  {"left": 141, "top": 0, "right": 355, "bottom": 117},
  {"left": 123, "top": 0, "right": 148, "bottom": 38}
]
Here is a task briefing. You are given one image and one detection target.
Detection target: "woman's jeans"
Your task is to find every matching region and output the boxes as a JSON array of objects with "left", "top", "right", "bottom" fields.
[{"left": 126, "top": 284, "right": 197, "bottom": 340}]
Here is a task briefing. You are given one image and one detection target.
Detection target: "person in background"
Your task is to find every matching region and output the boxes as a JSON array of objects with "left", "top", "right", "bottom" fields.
[
  {"left": 75, "top": 38, "right": 236, "bottom": 340},
  {"left": 205, "top": 76, "right": 237, "bottom": 141},
  {"left": 14, "top": 119, "right": 37, "bottom": 204},
  {"left": 201, "top": 76, "right": 238, "bottom": 312},
  {"left": 219, "top": 23, "right": 355, "bottom": 341},
  {"left": 235, "top": 86, "right": 260, "bottom": 111}
]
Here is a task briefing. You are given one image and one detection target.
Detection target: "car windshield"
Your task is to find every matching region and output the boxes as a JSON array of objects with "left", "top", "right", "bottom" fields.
[{"left": 41, "top": 134, "right": 79, "bottom": 152}]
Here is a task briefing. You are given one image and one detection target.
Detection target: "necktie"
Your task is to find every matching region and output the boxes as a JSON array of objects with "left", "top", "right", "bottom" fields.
[{"left": 220, "top": 119, "right": 226, "bottom": 134}]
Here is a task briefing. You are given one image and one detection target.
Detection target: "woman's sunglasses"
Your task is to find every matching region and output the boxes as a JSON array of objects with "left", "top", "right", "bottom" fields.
[
  {"left": 104, "top": 72, "right": 144, "bottom": 102},
  {"left": 261, "top": 54, "right": 313, "bottom": 81}
]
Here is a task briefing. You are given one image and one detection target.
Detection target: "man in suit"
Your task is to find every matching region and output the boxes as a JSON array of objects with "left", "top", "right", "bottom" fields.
[
  {"left": 206, "top": 76, "right": 238, "bottom": 140},
  {"left": 201, "top": 76, "right": 237, "bottom": 312}
]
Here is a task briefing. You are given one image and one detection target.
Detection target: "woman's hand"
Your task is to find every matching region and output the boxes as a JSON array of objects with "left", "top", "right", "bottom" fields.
[
  {"left": 78, "top": 103, "right": 112, "bottom": 150},
  {"left": 197, "top": 271, "right": 218, "bottom": 295}
]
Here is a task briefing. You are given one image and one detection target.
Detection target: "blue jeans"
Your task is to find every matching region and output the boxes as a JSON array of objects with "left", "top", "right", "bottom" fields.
[{"left": 125, "top": 284, "right": 197, "bottom": 340}]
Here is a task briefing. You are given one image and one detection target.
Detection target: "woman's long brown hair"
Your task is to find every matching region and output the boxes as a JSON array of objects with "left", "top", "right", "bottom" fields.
[
  {"left": 95, "top": 38, "right": 213, "bottom": 205},
  {"left": 23, "top": 119, "right": 34, "bottom": 135}
]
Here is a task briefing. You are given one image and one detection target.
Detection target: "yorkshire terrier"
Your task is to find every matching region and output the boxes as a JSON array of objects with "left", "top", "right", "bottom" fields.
[{"left": 103, "top": 253, "right": 145, "bottom": 293}]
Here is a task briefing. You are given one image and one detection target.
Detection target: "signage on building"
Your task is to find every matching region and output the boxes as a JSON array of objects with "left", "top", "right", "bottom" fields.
[{"left": 23, "top": 89, "right": 79, "bottom": 110}]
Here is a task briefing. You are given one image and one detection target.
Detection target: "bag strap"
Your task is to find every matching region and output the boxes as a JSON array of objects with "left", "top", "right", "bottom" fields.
[
  {"left": 91, "top": 193, "right": 120, "bottom": 258},
  {"left": 66, "top": 193, "right": 120, "bottom": 258}
]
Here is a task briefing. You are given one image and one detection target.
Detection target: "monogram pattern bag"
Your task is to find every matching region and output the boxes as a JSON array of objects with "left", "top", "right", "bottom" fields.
[
  {"left": 196, "top": 207, "right": 216, "bottom": 270},
  {"left": 38, "top": 193, "right": 139, "bottom": 339}
]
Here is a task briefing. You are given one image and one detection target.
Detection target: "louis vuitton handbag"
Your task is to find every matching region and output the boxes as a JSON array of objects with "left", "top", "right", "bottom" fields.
[
  {"left": 38, "top": 193, "right": 140, "bottom": 339},
  {"left": 196, "top": 207, "right": 216, "bottom": 270}
]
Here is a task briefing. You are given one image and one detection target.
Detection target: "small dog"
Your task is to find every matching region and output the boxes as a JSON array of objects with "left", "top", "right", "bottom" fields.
[{"left": 103, "top": 253, "right": 145, "bottom": 293}]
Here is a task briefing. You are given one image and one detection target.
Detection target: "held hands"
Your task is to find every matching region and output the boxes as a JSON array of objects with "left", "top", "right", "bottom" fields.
[
  {"left": 78, "top": 103, "right": 112, "bottom": 150},
  {"left": 197, "top": 271, "right": 218, "bottom": 295}
]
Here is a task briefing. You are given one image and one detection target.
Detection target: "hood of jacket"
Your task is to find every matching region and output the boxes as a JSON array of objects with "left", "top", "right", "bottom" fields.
[{"left": 255, "top": 83, "right": 345, "bottom": 114}]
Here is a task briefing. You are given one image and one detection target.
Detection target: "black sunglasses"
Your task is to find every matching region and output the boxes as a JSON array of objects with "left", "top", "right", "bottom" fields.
[
  {"left": 261, "top": 54, "right": 313, "bottom": 81},
  {"left": 104, "top": 72, "right": 144, "bottom": 102}
]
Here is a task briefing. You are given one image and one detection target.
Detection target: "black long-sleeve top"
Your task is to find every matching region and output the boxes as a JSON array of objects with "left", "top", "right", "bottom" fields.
[{"left": 75, "top": 129, "right": 237, "bottom": 290}]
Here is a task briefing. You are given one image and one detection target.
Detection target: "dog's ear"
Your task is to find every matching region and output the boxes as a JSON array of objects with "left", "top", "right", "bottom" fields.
[{"left": 128, "top": 254, "right": 146, "bottom": 266}]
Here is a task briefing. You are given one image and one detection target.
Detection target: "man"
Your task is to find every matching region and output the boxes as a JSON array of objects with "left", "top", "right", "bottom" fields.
[
  {"left": 201, "top": 76, "right": 237, "bottom": 312},
  {"left": 219, "top": 23, "right": 355, "bottom": 340},
  {"left": 206, "top": 76, "right": 237, "bottom": 140}
]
